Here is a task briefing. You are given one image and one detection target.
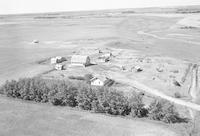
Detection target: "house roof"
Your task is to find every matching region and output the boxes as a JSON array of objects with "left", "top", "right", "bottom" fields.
[
  {"left": 90, "top": 76, "right": 108, "bottom": 83},
  {"left": 101, "top": 53, "right": 112, "bottom": 58},
  {"left": 51, "top": 56, "right": 63, "bottom": 60},
  {"left": 71, "top": 55, "right": 90, "bottom": 63},
  {"left": 55, "top": 56, "right": 63, "bottom": 59}
]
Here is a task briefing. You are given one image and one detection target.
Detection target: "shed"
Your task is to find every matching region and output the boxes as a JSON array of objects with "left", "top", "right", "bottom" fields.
[
  {"left": 51, "top": 58, "right": 57, "bottom": 64},
  {"left": 32, "top": 39, "right": 39, "bottom": 44},
  {"left": 97, "top": 56, "right": 110, "bottom": 63},
  {"left": 51, "top": 56, "right": 66, "bottom": 64},
  {"left": 101, "top": 53, "right": 112, "bottom": 58},
  {"left": 90, "top": 76, "right": 113, "bottom": 86},
  {"left": 131, "top": 65, "right": 143, "bottom": 72},
  {"left": 55, "top": 64, "right": 64, "bottom": 70},
  {"left": 71, "top": 55, "right": 90, "bottom": 67}
]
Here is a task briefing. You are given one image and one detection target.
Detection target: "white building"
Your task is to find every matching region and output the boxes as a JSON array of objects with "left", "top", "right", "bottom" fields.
[
  {"left": 51, "top": 58, "right": 57, "bottom": 64},
  {"left": 101, "top": 53, "right": 112, "bottom": 58},
  {"left": 51, "top": 56, "right": 66, "bottom": 64},
  {"left": 71, "top": 55, "right": 90, "bottom": 67},
  {"left": 131, "top": 65, "right": 143, "bottom": 72},
  {"left": 90, "top": 76, "right": 113, "bottom": 86},
  {"left": 97, "top": 56, "right": 110, "bottom": 63},
  {"left": 55, "top": 64, "right": 64, "bottom": 70}
]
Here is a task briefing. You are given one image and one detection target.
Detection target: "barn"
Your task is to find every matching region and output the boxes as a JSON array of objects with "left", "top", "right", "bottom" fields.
[{"left": 71, "top": 55, "right": 90, "bottom": 67}]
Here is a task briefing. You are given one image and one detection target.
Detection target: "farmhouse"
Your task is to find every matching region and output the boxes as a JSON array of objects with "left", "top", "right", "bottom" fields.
[
  {"left": 71, "top": 55, "right": 90, "bottom": 67},
  {"left": 90, "top": 76, "right": 113, "bottom": 86}
]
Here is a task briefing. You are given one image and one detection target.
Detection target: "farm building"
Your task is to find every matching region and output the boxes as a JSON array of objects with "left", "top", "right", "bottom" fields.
[
  {"left": 51, "top": 58, "right": 57, "bottom": 64},
  {"left": 100, "top": 52, "right": 112, "bottom": 58},
  {"left": 90, "top": 76, "right": 113, "bottom": 86},
  {"left": 55, "top": 64, "right": 64, "bottom": 70},
  {"left": 32, "top": 39, "right": 39, "bottom": 44},
  {"left": 97, "top": 56, "right": 110, "bottom": 63},
  {"left": 51, "top": 56, "right": 66, "bottom": 64},
  {"left": 131, "top": 65, "right": 143, "bottom": 72},
  {"left": 71, "top": 55, "right": 90, "bottom": 67}
]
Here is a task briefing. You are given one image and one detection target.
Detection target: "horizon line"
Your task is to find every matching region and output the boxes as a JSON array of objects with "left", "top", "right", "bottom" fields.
[{"left": 0, "top": 4, "right": 200, "bottom": 16}]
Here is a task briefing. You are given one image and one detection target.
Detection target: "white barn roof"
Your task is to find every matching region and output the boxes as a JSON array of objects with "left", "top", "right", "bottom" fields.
[{"left": 71, "top": 55, "right": 90, "bottom": 65}]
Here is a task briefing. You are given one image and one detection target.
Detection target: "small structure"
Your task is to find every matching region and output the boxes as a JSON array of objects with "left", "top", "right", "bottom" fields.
[
  {"left": 121, "top": 66, "right": 126, "bottom": 71},
  {"left": 51, "top": 56, "right": 66, "bottom": 64},
  {"left": 119, "top": 65, "right": 126, "bottom": 71},
  {"left": 97, "top": 56, "right": 110, "bottom": 63},
  {"left": 101, "top": 53, "right": 112, "bottom": 58},
  {"left": 32, "top": 39, "right": 39, "bottom": 44},
  {"left": 55, "top": 64, "right": 64, "bottom": 70},
  {"left": 90, "top": 76, "right": 113, "bottom": 86},
  {"left": 51, "top": 58, "right": 57, "bottom": 64},
  {"left": 173, "top": 79, "right": 181, "bottom": 87},
  {"left": 131, "top": 65, "right": 143, "bottom": 72},
  {"left": 98, "top": 50, "right": 103, "bottom": 53},
  {"left": 156, "top": 67, "right": 164, "bottom": 72},
  {"left": 71, "top": 55, "right": 90, "bottom": 67}
]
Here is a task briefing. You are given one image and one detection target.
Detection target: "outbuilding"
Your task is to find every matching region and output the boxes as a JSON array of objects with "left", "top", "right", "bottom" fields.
[
  {"left": 100, "top": 52, "right": 112, "bottom": 58},
  {"left": 131, "top": 65, "right": 143, "bottom": 72},
  {"left": 51, "top": 58, "right": 57, "bottom": 64},
  {"left": 51, "top": 56, "right": 65, "bottom": 64},
  {"left": 55, "top": 64, "right": 64, "bottom": 70},
  {"left": 97, "top": 56, "right": 110, "bottom": 63},
  {"left": 51, "top": 56, "right": 66, "bottom": 64},
  {"left": 71, "top": 55, "right": 90, "bottom": 67}
]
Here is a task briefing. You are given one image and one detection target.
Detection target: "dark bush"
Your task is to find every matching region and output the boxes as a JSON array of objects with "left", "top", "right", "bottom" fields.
[
  {"left": 129, "top": 92, "right": 148, "bottom": 118},
  {"left": 0, "top": 78, "right": 78, "bottom": 105},
  {"left": 174, "top": 92, "right": 181, "bottom": 98},
  {"left": 94, "top": 88, "right": 130, "bottom": 115},
  {"left": 49, "top": 83, "right": 78, "bottom": 107},
  {"left": 76, "top": 85, "right": 97, "bottom": 110},
  {"left": 148, "top": 99, "right": 185, "bottom": 123},
  {"left": 68, "top": 76, "right": 85, "bottom": 80},
  {"left": 0, "top": 80, "right": 20, "bottom": 98}
]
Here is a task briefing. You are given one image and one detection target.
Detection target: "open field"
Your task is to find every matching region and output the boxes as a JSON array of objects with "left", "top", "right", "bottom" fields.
[
  {"left": 1, "top": 7, "right": 200, "bottom": 85},
  {"left": 0, "top": 96, "right": 180, "bottom": 136}
]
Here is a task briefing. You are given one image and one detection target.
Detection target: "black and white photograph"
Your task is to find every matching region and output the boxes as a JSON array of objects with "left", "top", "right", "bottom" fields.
[{"left": 0, "top": 0, "right": 200, "bottom": 135}]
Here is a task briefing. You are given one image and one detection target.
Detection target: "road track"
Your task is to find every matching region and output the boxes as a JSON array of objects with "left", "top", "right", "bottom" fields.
[{"left": 108, "top": 71, "right": 200, "bottom": 111}]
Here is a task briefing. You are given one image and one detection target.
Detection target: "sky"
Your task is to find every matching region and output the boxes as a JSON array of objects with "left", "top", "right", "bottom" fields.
[{"left": 0, "top": 0, "right": 200, "bottom": 14}]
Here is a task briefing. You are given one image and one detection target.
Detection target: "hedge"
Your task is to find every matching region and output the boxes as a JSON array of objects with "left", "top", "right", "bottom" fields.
[{"left": 0, "top": 77, "right": 187, "bottom": 123}]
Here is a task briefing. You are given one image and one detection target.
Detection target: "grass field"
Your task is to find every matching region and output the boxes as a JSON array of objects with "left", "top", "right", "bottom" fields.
[
  {"left": 1, "top": 7, "right": 200, "bottom": 85},
  {"left": 0, "top": 96, "right": 180, "bottom": 136}
]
